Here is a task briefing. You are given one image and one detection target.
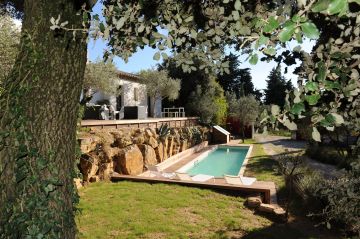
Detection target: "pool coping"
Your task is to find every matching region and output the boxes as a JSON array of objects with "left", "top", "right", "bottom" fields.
[{"left": 175, "top": 143, "right": 254, "bottom": 177}]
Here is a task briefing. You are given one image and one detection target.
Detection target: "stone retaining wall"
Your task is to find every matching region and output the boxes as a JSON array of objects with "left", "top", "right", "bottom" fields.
[{"left": 77, "top": 126, "right": 209, "bottom": 184}]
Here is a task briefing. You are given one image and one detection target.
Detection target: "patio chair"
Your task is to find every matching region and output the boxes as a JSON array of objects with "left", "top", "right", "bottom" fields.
[
  {"left": 176, "top": 172, "right": 215, "bottom": 182},
  {"left": 145, "top": 165, "right": 176, "bottom": 179},
  {"left": 224, "top": 175, "right": 256, "bottom": 186}
]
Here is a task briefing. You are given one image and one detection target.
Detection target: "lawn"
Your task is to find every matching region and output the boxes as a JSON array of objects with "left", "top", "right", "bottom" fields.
[
  {"left": 241, "top": 139, "right": 284, "bottom": 189},
  {"left": 77, "top": 182, "right": 337, "bottom": 239}
]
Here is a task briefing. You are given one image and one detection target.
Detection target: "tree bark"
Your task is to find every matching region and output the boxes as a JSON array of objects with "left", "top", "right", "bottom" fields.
[{"left": 0, "top": 0, "right": 87, "bottom": 238}]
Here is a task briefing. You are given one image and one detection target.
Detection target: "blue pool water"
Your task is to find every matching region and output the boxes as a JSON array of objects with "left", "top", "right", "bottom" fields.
[{"left": 186, "top": 146, "right": 249, "bottom": 177}]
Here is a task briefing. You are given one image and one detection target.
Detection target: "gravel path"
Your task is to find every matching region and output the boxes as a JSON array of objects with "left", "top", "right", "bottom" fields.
[{"left": 254, "top": 134, "right": 342, "bottom": 179}]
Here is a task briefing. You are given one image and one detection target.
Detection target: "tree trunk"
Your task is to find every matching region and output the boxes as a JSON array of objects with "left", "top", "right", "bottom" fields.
[
  {"left": 241, "top": 124, "right": 245, "bottom": 143},
  {"left": 0, "top": 0, "right": 87, "bottom": 238}
]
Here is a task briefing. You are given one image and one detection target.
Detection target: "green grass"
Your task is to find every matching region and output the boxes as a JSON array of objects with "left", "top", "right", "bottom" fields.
[
  {"left": 77, "top": 182, "right": 271, "bottom": 239},
  {"left": 77, "top": 182, "right": 337, "bottom": 239},
  {"left": 241, "top": 140, "right": 284, "bottom": 188}
]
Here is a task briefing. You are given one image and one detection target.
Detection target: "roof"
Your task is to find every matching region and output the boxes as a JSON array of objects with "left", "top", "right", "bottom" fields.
[{"left": 117, "top": 70, "right": 143, "bottom": 82}]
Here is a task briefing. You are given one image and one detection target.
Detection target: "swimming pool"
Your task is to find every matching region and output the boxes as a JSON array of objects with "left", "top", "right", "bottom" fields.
[{"left": 178, "top": 145, "right": 251, "bottom": 177}]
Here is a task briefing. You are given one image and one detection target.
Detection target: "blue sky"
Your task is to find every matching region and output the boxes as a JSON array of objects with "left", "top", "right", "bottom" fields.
[{"left": 88, "top": 2, "right": 314, "bottom": 91}]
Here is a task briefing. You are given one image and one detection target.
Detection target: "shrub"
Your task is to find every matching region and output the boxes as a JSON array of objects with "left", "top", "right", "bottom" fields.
[
  {"left": 297, "top": 159, "right": 360, "bottom": 236},
  {"left": 305, "top": 144, "right": 347, "bottom": 167}
]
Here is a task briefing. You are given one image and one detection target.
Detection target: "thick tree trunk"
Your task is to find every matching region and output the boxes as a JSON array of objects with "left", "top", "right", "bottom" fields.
[{"left": 0, "top": 0, "right": 87, "bottom": 238}]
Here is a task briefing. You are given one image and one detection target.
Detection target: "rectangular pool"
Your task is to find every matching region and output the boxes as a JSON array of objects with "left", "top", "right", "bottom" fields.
[{"left": 179, "top": 146, "right": 250, "bottom": 177}]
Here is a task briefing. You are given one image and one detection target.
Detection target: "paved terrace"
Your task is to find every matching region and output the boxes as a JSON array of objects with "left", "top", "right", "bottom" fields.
[
  {"left": 112, "top": 142, "right": 277, "bottom": 205},
  {"left": 81, "top": 117, "right": 199, "bottom": 130}
]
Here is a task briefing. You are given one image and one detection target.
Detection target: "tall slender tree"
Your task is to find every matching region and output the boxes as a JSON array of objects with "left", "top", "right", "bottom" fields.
[
  {"left": 217, "top": 53, "right": 262, "bottom": 101},
  {"left": 264, "top": 65, "right": 293, "bottom": 108}
]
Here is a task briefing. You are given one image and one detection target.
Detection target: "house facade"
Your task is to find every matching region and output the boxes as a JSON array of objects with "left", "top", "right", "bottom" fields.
[{"left": 88, "top": 71, "right": 162, "bottom": 119}]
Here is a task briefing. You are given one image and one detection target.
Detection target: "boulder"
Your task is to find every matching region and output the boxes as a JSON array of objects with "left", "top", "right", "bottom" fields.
[
  {"left": 246, "top": 197, "right": 262, "bottom": 208},
  {"left": 155, "top": 142, "right": 167, "bottom": 163},
  {"left": 145, "top": 128, "right": 154, "bottom": 138},
  {"left": 133, "top": 136, "right": 145, "bottom": 145},
  {"left": 98, "top": 161, "right": 114, "bottom": 180},
  {"left": 102, "top": 145, "right": 121, "bottom": 161},
  {"left": 273, "top": 207, "right": 287, "bottom": 222},
  {"left": 146, "top": 136, "right": 158, "bottom": 148},
  {"left": 167, "top": 137, "right": 174, "bottom": 157},
  {"left": 79, "top": 153, "right": 99, "bottom": 181},
  {"left": 113, "top": 145, "right": 144, "bottom": 175},
  {"left": 258, "top": 203, "right": 276, "bottom": 213},
  {"left": 113, "top": 135, "right": 133, "bottom": 148},
  {"left": 138, "top": 144, "right": 157, "bottom": 166},
  {"left": 180, "top": 140, "right": 188, "bottom": 152}
]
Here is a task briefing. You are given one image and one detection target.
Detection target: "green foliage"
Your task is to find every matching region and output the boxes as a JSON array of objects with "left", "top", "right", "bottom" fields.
[
  {"left": 228, "top": 94, "right": 260, "bottom": 141},
  {"left": 264, "top": 65, "right": 293, "bottom": 108},
  {"left": 83, "top": 60, "right": 120, "bottom": 98},
  {"left": 300, "top": 159, "right": 360, "bottom": 236},
  {"left": 217, "top": 53, "right": 262, "bottom": 101},
  {"left": 138, "top": 68, "right": 181, "bottom": 102},
  {"left": 187, "top": 78, "right": 227, "bottom": 125},
  {"left": 0, "top": 13, "right": 20, "bottom": 93}
]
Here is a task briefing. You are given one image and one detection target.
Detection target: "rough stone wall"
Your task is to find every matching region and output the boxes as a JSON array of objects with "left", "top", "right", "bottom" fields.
[{"left": 77, "top": 126, "right": 209, "bottom": 184}]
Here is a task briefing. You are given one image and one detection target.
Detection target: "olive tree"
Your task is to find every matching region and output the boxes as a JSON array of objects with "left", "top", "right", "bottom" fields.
[
  {"left": 228, "top": 94, "right": 260, "bottom": 142},
  {"left": 138, "top": 69, "right": 181, "bottom": 117},
  {"left": 82, "top": 60, "right": 120, "bottom": 104}
]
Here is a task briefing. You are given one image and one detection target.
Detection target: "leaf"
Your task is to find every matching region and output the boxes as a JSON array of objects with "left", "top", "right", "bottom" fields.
[
  {"left": 290, "top": 103, "right": 305, "bottom": 115},
  {"left": 305, "top": 94, "right": 321, "bottom": 105},
  {"left": 234, "top": 0, "right": 241, "bottom": 10},
  {"left": 316, "top": 62, "right": 326, "bottom": 82},
  {"left": 258, "top": 35, "right": 269, "bottom": 46},
  {"left": 271, "top": 104, "right": 280, "bottom": 116},
  {"left": 305, "top": 81, "right": 319, "bottom": 91},
  {"left": 249, "top": 54, "right": 258, "bottom": 65},
  {"left": 312, "top": 127, "right": 321, "bottom": 142},
  {"left": 279, "top": 21, "right": 296, "bottom": 42},
  {"left": 153, "top": 52, "right": 161, "bottom": 61},
  {"left": 263, "top": 16, "right": 279, "bottom": 33},
  {"left": 137, "top": 24, "right": 145, "bottom": 33},
  {"left": 330, "top": 113, "right": 344, "bottom": 125},
  {"left": 161, "top": 52, "right": 168, "bottom": 60},
  {"left": 301, "top": 22, "right": 320, "bottom": 39},
  {"left": 232, "top": 11, "right": 240, "bottom": 20},
  {"left": 327, "top": 0, "right": 348, "bottom": 15},
  {"left": 312, "top": 0, "right": 331, "bottom": 12},
  {"left": 116, "top": 17, "right": 125, "bottom": 30},
  {"left": 185, "top": 16, "right": 194, "bottom": 22},
  {"left": 284, "top": 119, "right": 298, "bottom": 130},
  {"left": 223, "top": 0, "right": 230, "bottom": 3},
  {"left": 263, "top": 47, "right": 276, "bottom": 56}
]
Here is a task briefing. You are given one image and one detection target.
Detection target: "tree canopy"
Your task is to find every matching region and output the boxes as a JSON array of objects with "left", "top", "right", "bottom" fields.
[
  {"left": 217, "top": 53, "right": 262, "bottom": 101},
  {"left": 264, "top": 65, "right": 293, "bottom": 108}
]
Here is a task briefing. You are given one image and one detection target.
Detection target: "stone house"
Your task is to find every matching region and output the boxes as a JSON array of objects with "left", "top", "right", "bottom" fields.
[{"left": 88, "top": 70, "right": 162, "bottom": 118}]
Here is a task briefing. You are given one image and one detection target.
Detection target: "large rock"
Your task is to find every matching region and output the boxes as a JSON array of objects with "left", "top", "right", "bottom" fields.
[
  {"left": 167, "top": 137, "right": 174, "bottom": 157},
  {"left": 155, "top": 142, "right": 167, "bottom": 163},
  {"left": 79, "top": 153, "right": 99, "bottom": 182},
  {"left": 146, "top": 136, "right": 158, "bottom": 148},
  {"left": 113, "top": 145, "right": 144, "bottom": 175},
  {"left": 98, "top": 161, "right": 114, "bottom": 180},
  {"left": 180, "top": 140, "right": 188, "bottom": 152},
  {"left": 145, "top": 128, "right": 154, "bottom": 138},
  {"left": 258, "top": 203, "right": 277, "bottom": 213},
  {"left": 138, "top": 144, "right": 157, "bottom": 166},
  {"left": 246, "top": 197, "right": 262, "bottom": 208},
  {"left": 133, "top": 135, "right": 145, "bottom": 145},
  {"left": 113, "top": 134, "right": 133, "bottom": 148}
]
